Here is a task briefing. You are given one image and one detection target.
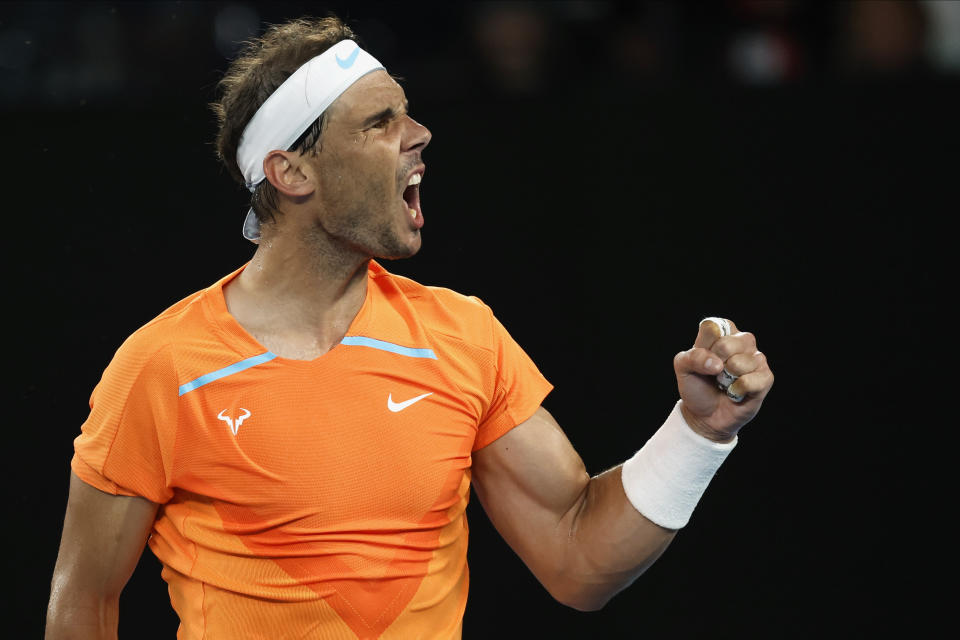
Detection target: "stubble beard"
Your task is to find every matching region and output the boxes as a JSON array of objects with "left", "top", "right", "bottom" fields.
[
  {"left": 309, "top": 202, "right": 418, "bottom": 271},
  {"left": 362, "top": 213, "right": 419, "bottom": 260}
]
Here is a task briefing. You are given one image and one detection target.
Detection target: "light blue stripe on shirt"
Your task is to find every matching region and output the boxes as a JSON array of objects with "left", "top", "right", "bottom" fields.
[
  {"left": 178, "top": 352, "right": 277, "bottom": 396},
  {"left": 340, "top": 336, "right": 437, "bottom": 359}
]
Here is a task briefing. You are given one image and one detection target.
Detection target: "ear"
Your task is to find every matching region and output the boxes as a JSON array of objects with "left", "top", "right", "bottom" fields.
[{"left": 262, "top": 150, "right": 315, "bottom": 197}]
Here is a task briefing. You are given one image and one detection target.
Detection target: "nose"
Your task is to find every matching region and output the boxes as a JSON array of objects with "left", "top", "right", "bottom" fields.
[{"left": 402, "top": 115, "right": 432, "bottom": 154}]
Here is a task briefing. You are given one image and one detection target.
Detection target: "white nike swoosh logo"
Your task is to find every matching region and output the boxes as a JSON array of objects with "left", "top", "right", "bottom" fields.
[{"left": 387, "top": 392, "right": 433, "bottom": 412}]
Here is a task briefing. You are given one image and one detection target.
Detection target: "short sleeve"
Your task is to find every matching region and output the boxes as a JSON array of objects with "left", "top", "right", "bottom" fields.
[
  {"left": 473, "top": 311, "right": 552, "bottom": 451},
  {"left": 71, "top": 336, "right": 178, "bottom": 504}
]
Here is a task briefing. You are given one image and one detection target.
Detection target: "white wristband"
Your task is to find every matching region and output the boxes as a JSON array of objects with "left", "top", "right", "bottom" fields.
[{"left": 621, "top": 401, "right": 737, "bottom": 530}]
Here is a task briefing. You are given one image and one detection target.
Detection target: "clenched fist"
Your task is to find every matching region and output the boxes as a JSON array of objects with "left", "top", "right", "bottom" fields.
[{"left": 673, "top": 318, "right": 774, "bottom": 443}]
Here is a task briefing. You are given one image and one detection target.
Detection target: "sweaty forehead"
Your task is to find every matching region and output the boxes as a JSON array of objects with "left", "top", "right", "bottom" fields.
[{"left": 326, "top": 70, "right": 405, "bottom": 124}]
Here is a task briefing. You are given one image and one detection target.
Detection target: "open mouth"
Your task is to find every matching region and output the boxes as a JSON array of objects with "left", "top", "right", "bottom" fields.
[{"left": 402, "top": 171, "right": 424, "bottom": 229}]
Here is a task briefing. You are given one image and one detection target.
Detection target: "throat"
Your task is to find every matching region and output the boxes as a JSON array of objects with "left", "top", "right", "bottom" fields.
[{"left": 224, "top": 261, "right": 370, "bottom": 361}]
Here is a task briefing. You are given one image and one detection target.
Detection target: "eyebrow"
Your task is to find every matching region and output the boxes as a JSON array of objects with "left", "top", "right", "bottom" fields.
[{"left": 359, "top": 99, "right": 409, "bottom": 129}]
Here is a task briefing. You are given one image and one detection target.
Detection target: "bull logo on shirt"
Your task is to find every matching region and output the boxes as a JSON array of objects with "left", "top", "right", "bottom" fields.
[{"left": 217, "top": 408, "right": 251, "bottom": 435}]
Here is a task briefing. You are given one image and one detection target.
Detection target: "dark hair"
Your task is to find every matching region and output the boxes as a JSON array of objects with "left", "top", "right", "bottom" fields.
[{"left": 211, "top": 16, "right": 357, "bottom": 224}]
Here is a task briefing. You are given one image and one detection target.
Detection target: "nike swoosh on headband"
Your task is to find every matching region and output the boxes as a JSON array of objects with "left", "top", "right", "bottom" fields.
[{"left": 335, "top": 46, "right": 360, "bottom": 69}]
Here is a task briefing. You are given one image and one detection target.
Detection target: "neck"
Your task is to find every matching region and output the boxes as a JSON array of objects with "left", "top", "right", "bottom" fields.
[{"left": 223, "top": 221, "right": 371, "bottom": 360}]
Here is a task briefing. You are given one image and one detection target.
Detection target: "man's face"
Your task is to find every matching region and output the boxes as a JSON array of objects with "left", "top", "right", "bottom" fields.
[{"left": 306, "top": 70, "right": 431, "bottom": 260}]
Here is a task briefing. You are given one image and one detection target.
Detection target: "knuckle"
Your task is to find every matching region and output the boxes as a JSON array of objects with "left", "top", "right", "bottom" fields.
[
  {"left": 725, "top": 353, "right": 752, "bottom": 375},
  {"left": 711, "top": 338, "right": 731, "bottom": 359}
]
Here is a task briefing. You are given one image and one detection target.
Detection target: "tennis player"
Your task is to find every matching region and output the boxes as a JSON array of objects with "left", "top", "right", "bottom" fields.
[{"left": 46, "top": 16, "right": 773, "bottom": 640}]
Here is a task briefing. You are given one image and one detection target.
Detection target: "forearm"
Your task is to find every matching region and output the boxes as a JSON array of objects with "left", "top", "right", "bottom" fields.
[
  {"left": 547, "top": 466, "right": 676, "bottom": 611},
  {"left": 549, "top": 403, "right": 737, "bottom": 608}
]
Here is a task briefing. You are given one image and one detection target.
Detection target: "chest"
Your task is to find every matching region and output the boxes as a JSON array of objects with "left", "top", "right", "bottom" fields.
[{"left": 173, "top": 349, "right": 480, "bottom": 528}]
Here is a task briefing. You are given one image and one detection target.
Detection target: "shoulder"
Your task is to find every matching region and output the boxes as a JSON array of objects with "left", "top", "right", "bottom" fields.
[
  {"left": 122, "top": 289, "right": 207, "bottom": 353},
  {"left": 100, "top": 280, "right": 216, "bottom": 384},
  {"left": 369, "top": 262, "right": 496, "bottom": 344}
]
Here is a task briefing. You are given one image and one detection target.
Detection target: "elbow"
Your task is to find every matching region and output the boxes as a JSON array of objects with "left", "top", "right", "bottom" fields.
[
  {"left": 539, "top": 555, "right": 646, "bottom": 612},
  {"left": 557, "top": 595, "right": 611, "bottom": 613},
  {"left": 544, "top": 579, "right": 617, "bottom": 612}
]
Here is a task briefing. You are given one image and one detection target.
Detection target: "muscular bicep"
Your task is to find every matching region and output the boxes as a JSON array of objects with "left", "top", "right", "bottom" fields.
[
  {"left": 471, "top": 407, "right": 591, "bottom": 583},
  {"left": 51, "top": 472, "right": 159, "bottom": 600}
]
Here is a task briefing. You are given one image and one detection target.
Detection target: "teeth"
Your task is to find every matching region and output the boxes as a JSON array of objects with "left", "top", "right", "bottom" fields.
[
  {"left": 409, "top": 208, "right": 417, "bottom": 218},
  {"left": 408, "top": 173, "right": 422, "bottom": 186}
]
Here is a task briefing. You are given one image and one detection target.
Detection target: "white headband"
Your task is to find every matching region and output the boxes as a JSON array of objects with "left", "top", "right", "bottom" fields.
[{"left": 236, "top": 39, "right": 385, "bottom": 192}]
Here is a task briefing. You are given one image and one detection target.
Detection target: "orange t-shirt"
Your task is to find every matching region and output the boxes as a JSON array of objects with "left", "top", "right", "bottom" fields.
[{"left": 72, "top": 261, "right": 552, "bottom": 639}]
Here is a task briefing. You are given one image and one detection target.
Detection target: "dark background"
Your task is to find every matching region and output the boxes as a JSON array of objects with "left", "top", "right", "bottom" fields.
[{"left": 5, "top": 1, "right": 954, "bottom": 637}]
